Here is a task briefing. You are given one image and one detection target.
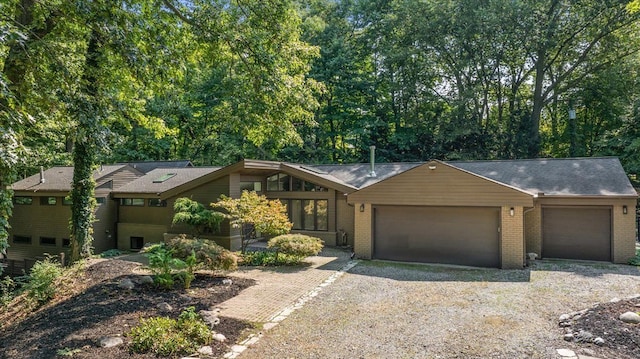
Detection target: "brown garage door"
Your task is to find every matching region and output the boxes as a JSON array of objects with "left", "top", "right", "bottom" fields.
[
  {"left": 542, "top": 207, "right": 611, "bottom": 261},
  {"left": 374, "top": 206, "right": 500, "bottom": 268}
]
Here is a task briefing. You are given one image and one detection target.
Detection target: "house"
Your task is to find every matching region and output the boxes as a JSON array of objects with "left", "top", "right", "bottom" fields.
[
  {"left": 7, "top": 157, "right": 638, "bottom": 270},
  {"left": 7, "top": 165, "right": 143, "bottom": 271}
]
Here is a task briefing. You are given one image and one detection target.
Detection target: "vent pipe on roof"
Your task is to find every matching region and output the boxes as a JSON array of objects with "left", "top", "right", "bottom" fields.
[
  {"left": 368, "top": 145, "right": 377, "bottom": 177},
  {"left": 39, "top": 166, "right": 45, "bottom": 184}
]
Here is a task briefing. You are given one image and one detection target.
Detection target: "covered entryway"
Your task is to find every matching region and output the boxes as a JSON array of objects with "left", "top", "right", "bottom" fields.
[
  {"left": 542, "top": 207, "right": 612, "bottom": 261},
  {"left": 374, "top": 206, "right": 501, "bottom": 268}
]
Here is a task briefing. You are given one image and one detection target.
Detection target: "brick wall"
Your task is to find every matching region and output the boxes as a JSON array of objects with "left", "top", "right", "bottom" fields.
[
  {"left": 501, "top": 206, "right": 524, "bottom": 269},
  {"left": 354, "top": 203, "right": 372, "bottom": 259},
  {"left": 612, "top": 202, "right": 637, "bottom": 264},
  {"left": 524, "top": 204, "right": 542, "bottom": 257}
]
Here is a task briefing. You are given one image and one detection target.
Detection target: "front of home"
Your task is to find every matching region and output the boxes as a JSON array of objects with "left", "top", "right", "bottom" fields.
[{"left": 7, "top": 157, "right": 638, "bottom": 271}]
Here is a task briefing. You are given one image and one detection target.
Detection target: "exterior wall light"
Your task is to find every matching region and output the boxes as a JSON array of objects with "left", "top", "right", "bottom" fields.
[
  {"left": 509, "top": 207, "right": 515, "bottom": 217},
  {"left": 623, "top": 205, "right": 628, "bottom": 215},
  {"left": 428, "top": 165, "right": 437, "bottom": 170},
  {"left": 359, "top": 204, "right": 365, "bottom": 212}
]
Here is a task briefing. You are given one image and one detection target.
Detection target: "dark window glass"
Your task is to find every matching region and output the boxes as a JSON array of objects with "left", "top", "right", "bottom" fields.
[
  {"left": 266, "top": 175, "right": 279, "bottom": 191},
  {"left": 95, "top": 197, "right": 106, "bottom": 205},
  {"left": 316, "top": 200, "right": 328, "bottom": 231},
  {"left": 62, "top": 238, "right": 70, "bottom": 247},
  {"left": 291, "top": 200, "right": 302, "bottom": 230},
  {"left": 40, "top": 237, "right": 56, "bottom": 246},
  {"left": 13, "top": 235, "right": 31, "bottom": 244},
  {"left": 13, "top": 196, "right": 33, "bottom": 205},
  {"left": 291, "top": 177, "right": 303, "bottom": 191},
  {"left": 120, "top": 198, "right": 145, "bottom": 206},
  {"left": 130, "top": 237, "right": 144, "bottom": 250},
  {"left": 278, "top": 174, "right": 290, "bottom": 191},
  {"left": 40, "top": 197, "right": 57, "bottom": 205},
  {"left": 148, "top": 199, "right": 167, "bottom": 207}
]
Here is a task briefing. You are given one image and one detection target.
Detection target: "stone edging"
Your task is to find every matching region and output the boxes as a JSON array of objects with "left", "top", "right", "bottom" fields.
[{"left": 222, "top": 260, "right": 360, "bottom": 359}]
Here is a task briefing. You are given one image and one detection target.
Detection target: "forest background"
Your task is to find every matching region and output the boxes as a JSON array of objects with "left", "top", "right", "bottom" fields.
[{"left": 2, "top": 0, "right": 640, "bottom": 257}]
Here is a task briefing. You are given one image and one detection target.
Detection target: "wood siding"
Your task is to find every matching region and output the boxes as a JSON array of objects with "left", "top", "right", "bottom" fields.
[
  {"left": 348, "top": 162, "right": 533, "bottom": 207},
  {"left": 336, "top": 191, "right": 355, "bottom": 247}
]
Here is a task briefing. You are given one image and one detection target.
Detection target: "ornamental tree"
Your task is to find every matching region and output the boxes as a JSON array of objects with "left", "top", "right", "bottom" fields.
[
  {"left": 211, "top": 191, "right": 292, "bottom": 253},
  {"left": 172, "top": 197, "right": 224, "bottom": 237}
]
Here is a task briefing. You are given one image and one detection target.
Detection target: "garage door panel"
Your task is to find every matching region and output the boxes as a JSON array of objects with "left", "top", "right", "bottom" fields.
[
  {"left": 542, "top": 207, "right": 611, "bottom": 261},
  {"left": 374, "top": 206, "right": 500, "bottom": 267}
]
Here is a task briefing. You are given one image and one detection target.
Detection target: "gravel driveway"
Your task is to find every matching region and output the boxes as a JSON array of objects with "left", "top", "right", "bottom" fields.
[{"left": 238, "top": 260, "right": 640, "bottom": 359}]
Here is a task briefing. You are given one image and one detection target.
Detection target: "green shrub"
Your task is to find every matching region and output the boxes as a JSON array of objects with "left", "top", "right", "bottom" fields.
[
  {"left": 145, "top": 245, "right": 186, "bottom": 289},
  {"left": 23, "top": 258, "right": 63, "bottom": 305},
  {"left": 0, "top": 276, "right": 17, "bottom": 309},
  {"left": 629, "top": 249, "right": 640, "bottom": 266},
  {"left": 166, "top": 235, "right": 238, "bottom": 271},
  {"left": 240, "top": 250, "right": 305, "bottom": 266},
  {"left": 98, "top": 249, "right": 122, "bottom": 258},
  {"left": 129, "top": 307, "right": 211, "bottom": 356},
  {"left": 267, "top": 234, "right": 324, "bottom": 258}
]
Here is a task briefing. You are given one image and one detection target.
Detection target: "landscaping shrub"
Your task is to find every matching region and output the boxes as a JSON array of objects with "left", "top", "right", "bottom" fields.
[
  {"left": 145, "top": 245, "right": 186, "bottom": 289},
  {"left": 629, "top": 249, "right": 640, "bottom": 266},
  {"left": 98, "top": 249, "right": 122, "bottom": 258},
  {"left": 239, "top": 250, "right": 307, "bottom": 266},
  {"left": 128, "top": 307, "right": 211, "bottom": 356},
  {"left": 0, "top": 276, "right": 17, "bottom": 309},
  {"left": 267, "top": 234, "right": 324, "bottom": 258},
  {"left": 166, "top": 235, "right": 238, "bottom": 271},
  {"left": 23, "top": 257, "right": 63, "bottom": 305}
]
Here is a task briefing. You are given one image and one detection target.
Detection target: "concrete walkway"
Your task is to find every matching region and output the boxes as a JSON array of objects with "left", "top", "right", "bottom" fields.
[{"left": 217, "top": 247, "right": 352, "bottom": 323}]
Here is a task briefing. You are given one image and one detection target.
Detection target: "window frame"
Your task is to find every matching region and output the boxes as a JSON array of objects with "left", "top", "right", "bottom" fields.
[
  {"left": 40, "top": 237, "right": 57, "bottom": 246},
  {"left": 120, "top": 198, "right": 145, "bottom": 206},
  {"left": 13, "top": 235, "right": 32, "bottom": 244},
  {"left": 13, "top": 196, "right": 33, "bottom": 205},
  {"left": 283, "top": 199, "right": 328, "bottom": 231},
  {"left": 148, "top": 198, "right": 167, "bottom": 207}
]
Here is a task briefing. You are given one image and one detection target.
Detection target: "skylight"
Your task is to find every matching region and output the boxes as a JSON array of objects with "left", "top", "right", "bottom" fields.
[{"left": 153, "top": 173, "right": 177, "bottom": 183}]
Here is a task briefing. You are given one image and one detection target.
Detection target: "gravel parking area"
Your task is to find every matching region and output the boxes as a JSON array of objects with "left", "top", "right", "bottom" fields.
[{"left": 239, "top": 260, "right": 640, "bottom": 359}]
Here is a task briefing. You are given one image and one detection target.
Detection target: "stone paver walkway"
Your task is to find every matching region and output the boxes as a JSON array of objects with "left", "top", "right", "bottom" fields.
[{"left": 217, "top": 247, "right": 352, "bottom": 323}]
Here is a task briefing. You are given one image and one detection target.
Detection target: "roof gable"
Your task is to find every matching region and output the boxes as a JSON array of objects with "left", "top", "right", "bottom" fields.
[
  {"left": 112, "top": 167, "right": 221, "bottom": 197},
  {"left": 11, "top": 165, "right": 141, "bottom": 193},
  {"left": 348, "top": 160, "right": 534, "bottom": 206}
]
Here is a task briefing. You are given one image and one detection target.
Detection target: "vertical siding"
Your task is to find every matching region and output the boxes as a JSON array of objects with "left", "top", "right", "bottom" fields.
[
  {"left": 110, "top": 168, "right": 144, "bottom": 189},
  {"left": 501, "top": 206, "right": 524, "bottom": 269},
  {"left": 336, "top": 191, "right": 355, "bottom": 247},
  {"left": 524, "top": 204, "right": 542, "bottom": 257}
]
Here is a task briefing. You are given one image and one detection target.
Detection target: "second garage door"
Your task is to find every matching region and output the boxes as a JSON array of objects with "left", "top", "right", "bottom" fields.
[
  {"left": 542, "top": 207, "right": 611, "bottom": 261},
  {"left": 374, "top": 206, "right": 500, "bottom": 268}
]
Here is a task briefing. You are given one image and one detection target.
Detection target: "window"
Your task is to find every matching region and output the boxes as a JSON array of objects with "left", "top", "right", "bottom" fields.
[
  {"left": 284, "top": 199, "right": 328, "bottom": 231},
  {"left": 13, "top": 196, "right": 33, "bottom": 205},
  {"left": 40, "top": 197, "right": 57, "bottom": 205},
  {"left": 130, "top": 237, "right": 144, "bottom": 250},
  {"left": 63, "top": 197, "right": 72, "bottom": 205},
  {"left": 13, "top": 235, "right": 31, "bottom": 244},
  {"left": 266, "top": 173, "right": 327, "bottom": 192},
  {"left": 62, "top": 238, "right": 70, "bottom": 247},
  {"left": 95, "top": 197, "right": 106, "bottom": 205},
  {"left": 40, "top": 237, "right": 56, "bottom": 246},
  {"left": 240, "top": 181, "right": 262, "bottom": 192},
  {"left": 153, "top": 173, "right": 177, "bottom": 183},
  {"left": 120, "top": 198, "right": 145, "bottom": 206},
  {"left": 148, "top": 199, "right": 167, "bottom": 207}
]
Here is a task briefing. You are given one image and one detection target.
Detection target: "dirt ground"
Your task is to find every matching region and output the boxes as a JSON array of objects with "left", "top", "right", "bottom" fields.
[{"left": 0, "top": 259, "right": 255, "bottom": 359}]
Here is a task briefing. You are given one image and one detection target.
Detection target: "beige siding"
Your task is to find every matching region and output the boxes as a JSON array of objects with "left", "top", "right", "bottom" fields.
[
  {"left": 501, "top": 206, "right": 524, "bottom": 269},
  {"left": 354, "top": 203, "right": 373, "bottom": 259},
  {"left": 117, "top": 223, "right": 168, "bottom": 250},
  {"left": 524, "top": 204, "right": 542, "bottom": 257},
  {"left": 7, "top": 196, "right": 71, "bottom": 262},
  {"left": 336, "top": 191, "right": 355, "bottom": 247},
  {"left": 348, "top": 162, "right": 533, "bottom": 207}
]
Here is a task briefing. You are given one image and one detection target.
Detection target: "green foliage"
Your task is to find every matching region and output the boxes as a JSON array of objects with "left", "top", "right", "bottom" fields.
[
  {"left": 211, "top": 191, "right": 292, "bottom": 253},
  {"left": 98, "top": 249, "right": 122, "bottom": 258},
  {"left": 0, "top": 276, "right": 17, "bottom": 309},
  {"left": 267, "top": 234, "right": 324, "bottom": 258},
  {"left": 145, "top": 245, "right": 186, "bottom": 289},
  {"left": 56, "top": 347, "right": 82, "bottom": 357},
  {"left": 628, "top": 249, "right": 640, "bottom": 266},
  {"left": 166, "top": 235, "right": 238, "bottom": 272},
  {"left": 172, "top": 197, "right": 224, "bottom": 236},
  {"left": 239, "top": 250, "right": 304, "bottom": 266},
  {"left": 128, "top": 307, "right": 211, "bottom": 356},
  {"left": 182, "top": 250, "right": 197, "bottom": 289},
  {"left": 23, "top": 258, "right": 63, "bottom": 306}
]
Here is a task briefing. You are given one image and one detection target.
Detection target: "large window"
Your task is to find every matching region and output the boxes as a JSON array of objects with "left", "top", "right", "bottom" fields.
[
  {"left": 13, "top": 235, "right": 31, "bottom": 244},
  {"left": 240, "top": 181, "right": 262, "bottom": 192},
  {"left": 13, "top": 196, "right": 33, "bottom": 205},
  {"left": 148, "top": 199, "right": 167, "bottom": 207},
  {"left": 120, "top": 198, "right": 145, "bottom": 206},
  {"left": 266, "top": 173, "right": 327, "bottom": 192},
  {"left": 283, "top": 199, "right": 328, "bottom": 231}
]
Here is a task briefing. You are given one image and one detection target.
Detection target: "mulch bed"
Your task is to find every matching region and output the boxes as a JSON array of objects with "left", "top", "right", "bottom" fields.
[
  {"left": 569, "top": 297, "right": 640, "bottom": 359},
  {"left": 0, "top": 259, "right": 255, "bottom": 359}
]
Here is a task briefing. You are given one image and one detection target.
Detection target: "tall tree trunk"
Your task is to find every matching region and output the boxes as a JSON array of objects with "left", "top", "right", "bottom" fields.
[
  {"left": 529, "top": 48, "right": 546, "bottom": 158},
  {"left": 69, "top": 31, "right": 100, "bottom": 261}
]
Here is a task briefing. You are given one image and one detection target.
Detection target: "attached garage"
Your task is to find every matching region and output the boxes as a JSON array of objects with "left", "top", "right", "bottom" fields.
[
  {"left": 374, "top": 206, "right": 501, "bottom": 267},
  {"left": 542, "top": 207, "right": 611, "bottom": 261}
]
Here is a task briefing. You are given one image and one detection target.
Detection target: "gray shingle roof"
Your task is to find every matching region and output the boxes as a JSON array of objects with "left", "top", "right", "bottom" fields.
[
  {"left": 113, "top": 167, "right": 220, "bottom": 194},
  {"left": 309, "top": 163, "right": 423, "bottom": 189},
  {"left": 119, "top": 160, "right": 193, "bottom": 174},
  {"left": 450, "top": 157, "right": 637, "bottom": 196},
  {"left": 12, "top": 165, "right": 130, "bottom": 192}
]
